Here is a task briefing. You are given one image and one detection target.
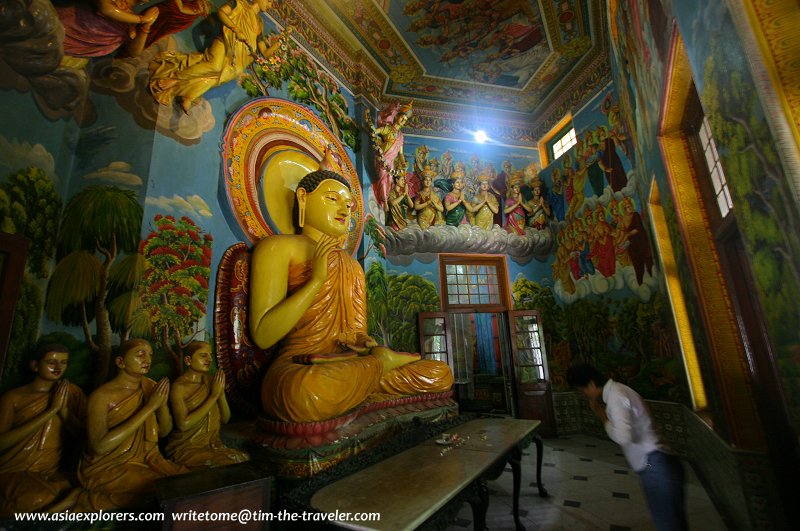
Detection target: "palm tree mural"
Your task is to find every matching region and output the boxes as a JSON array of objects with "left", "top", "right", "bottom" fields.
[{"left": 45, "top": 186, "right": 143, "bottom": 386}]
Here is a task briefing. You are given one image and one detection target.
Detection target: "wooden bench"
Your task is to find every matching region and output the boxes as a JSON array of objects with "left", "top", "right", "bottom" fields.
[{"left": 309, "top": 418, "right": 547, "bottom": 530}]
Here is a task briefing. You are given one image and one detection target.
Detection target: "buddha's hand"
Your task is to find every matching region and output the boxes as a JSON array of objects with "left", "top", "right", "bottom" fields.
[
  {"left": 311, "top": 235, "right": 340, "bottom": 284},
  {"left": 344, "top": 336, "right": 378, "bottom": 355}
]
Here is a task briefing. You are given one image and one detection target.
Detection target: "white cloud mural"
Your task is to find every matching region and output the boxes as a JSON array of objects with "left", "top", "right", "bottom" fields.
[{"left": 146, "top": 194, "right": 213, "bottom": 219}]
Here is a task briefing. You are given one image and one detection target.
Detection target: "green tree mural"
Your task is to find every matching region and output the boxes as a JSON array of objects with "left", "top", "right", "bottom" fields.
[
  {"left": 1, "top": 167, "right": 61, "bottom": 278},
  {"left": 139, "top": 214, "right": 212, "bottom": 373},
  {"left": 45, "top": 186, "right": 143, "bottom": 386},
  {"left": 563, "top": 298, "right": 611, "bottom": 366},
  {"left": 4, "top": 278, "right": 41, "bottom": 381},
  {"left": 366, "top": 261, "right": 390, "bottom": 345},
  {"left": 242, "top": 30, "right": 360, "bottom": 151},
  {"left": 366, "top": 262, "right": 440, "bottom": 353},
  {"left": 1, "top": 166, "right": 60, "bottom": 377},
  {"left": 360, "top": 214, "right": 387, "bottom": 260}
]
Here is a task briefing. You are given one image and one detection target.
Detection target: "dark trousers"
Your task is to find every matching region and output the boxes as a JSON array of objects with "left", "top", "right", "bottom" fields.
[{"left": 638, "top": 450, "right": 688, "bottom": 531}]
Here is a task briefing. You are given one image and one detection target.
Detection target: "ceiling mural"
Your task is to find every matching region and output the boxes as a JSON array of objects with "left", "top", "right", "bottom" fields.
[{"left": 319, "top": 0, "right": 605, "bottom": 117}]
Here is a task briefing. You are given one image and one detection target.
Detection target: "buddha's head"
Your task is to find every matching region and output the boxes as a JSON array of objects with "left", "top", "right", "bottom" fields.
[{"left": 293, "top": 170, "right": 354, "bottom": 237}]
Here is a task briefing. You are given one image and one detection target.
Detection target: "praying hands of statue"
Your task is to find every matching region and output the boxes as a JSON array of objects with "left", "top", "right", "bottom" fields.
[
  {"left": 211, "top": 370, "right": 225, "bottom": 399},
  {"left": 148, "top": 378, "right": 171, "bottom": 410}
]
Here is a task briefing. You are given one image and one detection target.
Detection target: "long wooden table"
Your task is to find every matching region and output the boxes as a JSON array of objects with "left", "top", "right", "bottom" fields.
[{"left": 310, "top": 418, "right": 546, "bottom": 530}]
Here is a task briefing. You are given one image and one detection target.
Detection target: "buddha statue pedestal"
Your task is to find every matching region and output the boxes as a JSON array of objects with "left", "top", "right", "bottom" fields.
[{"left": 221, "top": 393, "right": 458, "bottom": 479}]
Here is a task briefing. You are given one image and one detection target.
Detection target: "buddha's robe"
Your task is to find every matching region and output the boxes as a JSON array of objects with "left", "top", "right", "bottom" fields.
[
  {"left": 165, "top": 381, "right": 249, "bottom": 469},
  {"left": 0, "top": 385, "right": 85, "bottom": 516},
  {"left": 77, "top": 378, "right": 187, "bottom": 511},
  {"left": 261, "top": 249, "right": 453, "bottom": 423}
]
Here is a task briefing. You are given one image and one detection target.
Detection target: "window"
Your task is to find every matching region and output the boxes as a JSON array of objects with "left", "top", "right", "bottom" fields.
[
  {"left": 438, "top": 255, "right": 510, "bottom": 312},
  {"left": 698, "top": 116, "right": 733, "bottom": 217},
  {"left": 551, "top": 127, "right": 577, "bottom": 161}
]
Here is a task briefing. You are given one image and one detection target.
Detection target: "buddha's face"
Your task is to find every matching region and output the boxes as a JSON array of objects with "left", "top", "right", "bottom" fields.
[
  {"left": 186, "top": 344, "right": 213, "bottom": 374},
  {"left": 118, "top": 341, "right": 152, "bottom": 376},
  {"left": 301, "top": 179, "right": 353, "bottom": 237},
  {"left": 33, "top": 351, "right": 68, "bottom": 382}
]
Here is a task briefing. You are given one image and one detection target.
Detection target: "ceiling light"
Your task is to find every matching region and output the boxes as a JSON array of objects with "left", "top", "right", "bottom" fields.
[{"left": 474, "top": 130, "right": 488, "bottom": 143}]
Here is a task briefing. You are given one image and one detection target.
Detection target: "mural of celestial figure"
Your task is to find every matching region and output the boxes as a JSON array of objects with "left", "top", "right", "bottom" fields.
[
  {"left": 250, "top": 170, "right": 453, "bottom": 423},
  {"left": 56, "top": 0, "right": 160, "bottom": 60},
  {"left": 439, "top": 150, "right": 455, "bottom": 180},
  {"left": 569, "top": 222, "right": 595, "bottom": 280},
  {"left": 585, "top": 142, "right": 608, "bottom": 196},
  {"left": 144, "top": 0, "right": 212, "bottom": 48},
  {"left": 566, "top": 157, "right": 589, "bottom": 220},
  {"left": 504, "top": 171, "right": 530, "bottom": 235},
  {"left": 601, "top": 135, "right": 628, "bottom": 192},
  {"left": 468, "top": 174, "right": 500, "bottom": 230},
  {"left": 386, "top": 173, "right": 415, "bottom": 231},
  {"left": 586, "top": 206, "right": 616, "bottom": 278},
  {"left": 414, "top": 167, "right": 445, "bottom": 229},
  {"left": 526, "top": 177, "right": 551, "bottom": 230},
  {"left": 618, "top": 197, "right": 654, "bottom": 285},
  {"left": 444, "top": 173, "right": 468, "bottom": 226},
  {"left": 76, "top": 339, "right": 187, "bottom": 511},
  {"left": 548, "top": 167, "right": 566, "bottom": 221},
  {"left": 0, "top": 344, "right": 86, "bottom": 516},
  {"left": 165, "top": 342, "right": 249, "bottom": 469},
  {"left": 412, "top": 144, "right": 430, "bottom": 180},
  {"left": 493, "top": 160, "right": 513, "bottom": 200},
  {"left": 149, "top": 0, "right": 279, "bottom": 114},
  {"left": 367, "top": 101, "right": 414, "bottom": 211},
  {"left": 552, "top": 234, "right": 576, "bottom": 295}
]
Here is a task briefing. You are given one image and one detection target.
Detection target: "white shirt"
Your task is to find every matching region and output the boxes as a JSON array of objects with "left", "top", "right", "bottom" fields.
[{"left": 602, "top": 379, "right": 663, "bottom": 471}]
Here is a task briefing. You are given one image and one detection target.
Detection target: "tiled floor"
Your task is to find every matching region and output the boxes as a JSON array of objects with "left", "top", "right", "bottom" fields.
[{"left": 446, "top": 434, "right": 728, "bottom": 531}]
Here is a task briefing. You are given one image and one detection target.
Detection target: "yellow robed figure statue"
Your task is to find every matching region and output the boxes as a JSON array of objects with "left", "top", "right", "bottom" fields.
[{"left": 249, "top": 169, "right": 453, "bottom": 423}]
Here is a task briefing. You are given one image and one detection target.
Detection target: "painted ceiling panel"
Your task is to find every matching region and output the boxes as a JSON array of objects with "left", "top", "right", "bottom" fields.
[{"left": 324, "top": 0, "right": 603, "bottom": 115}]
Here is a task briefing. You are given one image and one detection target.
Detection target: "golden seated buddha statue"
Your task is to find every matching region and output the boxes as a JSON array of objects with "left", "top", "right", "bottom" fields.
[{"left": 248, "top": 169, "right": 454, "bottom": 424}]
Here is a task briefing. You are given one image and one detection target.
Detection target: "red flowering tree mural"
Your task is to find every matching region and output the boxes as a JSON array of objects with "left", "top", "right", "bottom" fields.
[{"left": 139, "top": 214, "right": 213, "bottom": 373}]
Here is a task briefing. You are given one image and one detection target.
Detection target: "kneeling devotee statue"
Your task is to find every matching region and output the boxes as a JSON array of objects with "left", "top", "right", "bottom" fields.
[
  {"left": 250, "top": 169, "right": 454, "bottom": 423},
  {"left": 77, "top": 339, "right": 188, "bottom": 511},
  {"left": 0, "top": 344, "right": 86, "bottom": 516},
  {"left": 165, "top": 341, "right": 249, "bottom": 468}
]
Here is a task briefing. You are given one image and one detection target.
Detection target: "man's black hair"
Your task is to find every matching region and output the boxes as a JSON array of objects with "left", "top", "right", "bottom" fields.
[{"left": 566, "top": 363, "right": 608, "bottom": 388}]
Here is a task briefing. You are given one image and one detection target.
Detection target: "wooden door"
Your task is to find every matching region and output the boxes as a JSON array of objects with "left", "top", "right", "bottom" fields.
[{"left": 508, "top": 310, "right": 556, "bottom": 437}]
